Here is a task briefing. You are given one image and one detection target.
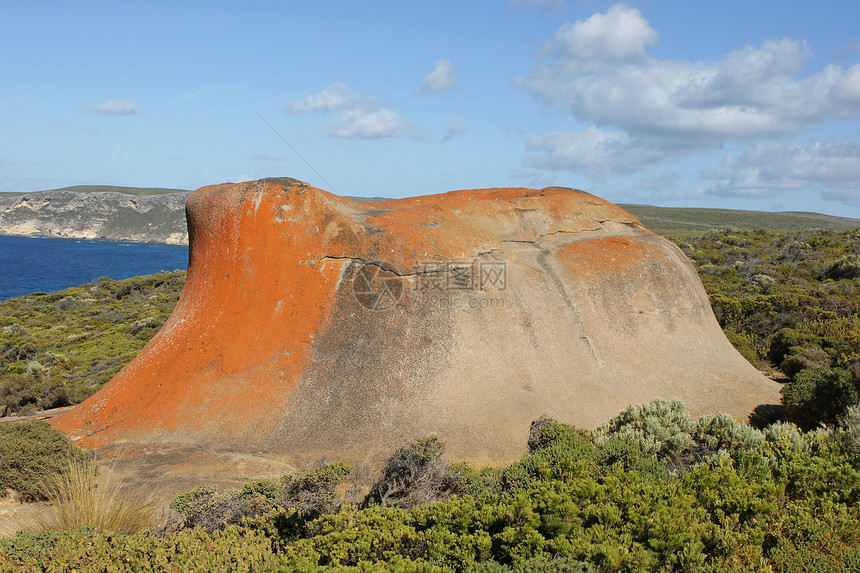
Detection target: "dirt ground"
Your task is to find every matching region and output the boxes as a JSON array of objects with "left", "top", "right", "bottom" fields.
[
  {"left": 0, "top": 493, "right": 53, "bottom": 538},
  {"left": 0, "top": 425, "right": 304, "bottom": 538}
]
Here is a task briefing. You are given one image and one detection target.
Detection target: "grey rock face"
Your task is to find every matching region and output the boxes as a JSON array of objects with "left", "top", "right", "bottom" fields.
[{"left": 0, "top": 188, "right": 191, "bottom": 244}]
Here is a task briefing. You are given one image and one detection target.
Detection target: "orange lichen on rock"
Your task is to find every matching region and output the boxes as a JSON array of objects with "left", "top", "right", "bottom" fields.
[{"left": 51, "top": 178, "right": 780, "bottom": 466}]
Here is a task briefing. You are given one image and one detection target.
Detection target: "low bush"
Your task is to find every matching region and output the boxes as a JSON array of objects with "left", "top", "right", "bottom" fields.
[
  {"left": 498, "top": 419, "right": 597, "bottom": 494},
  {"left": 281, "top": 462, "right": 351, "bottom": 519},
  {"left": 168, "top": 463, "right": 353, "bottom": 532},
  {"left": 168, "top": 483, "right": 277, "bottom": 532},
  {"left": 366, "top": 435, "right": 460, "bottom": 508},
  {"left": 0, "top": 420, "right": 91, "bottom": 502},
  {"left": 842, "top": 404, "right": 860, "bottom": 456},
  {"left": 781, "top": 368, "right": 858, "bottom": 430}
]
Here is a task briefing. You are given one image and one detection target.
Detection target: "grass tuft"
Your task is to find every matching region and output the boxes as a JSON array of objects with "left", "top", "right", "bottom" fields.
[{"left": 35, "top": 456, "right": 158, "bottom": 534}]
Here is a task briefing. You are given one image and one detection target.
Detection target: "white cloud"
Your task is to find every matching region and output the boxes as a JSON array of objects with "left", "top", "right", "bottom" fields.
[
  {"left": 90, "top": 99, "right": 138, "bottom": 115},
  {"left": 524, "top": 128, "right": 673, "bottom": 178},
  {"left": 522, "top": 38, "right": 860, "bottom": 143},
  {"left": 284, "top": 82, "right": 375, "bottom": 114},
  {"left": 516, "top": 3, "right": 860, "bottom": 177},
  {"left": 703, "top": 140, "right": 860, "bottom": 205},
  {"left": 326, "top": 109, "right": 413, "bottom": 139},
  {"left": 419, "top": 59, "right": 460, "bottom": 94},
  {"left": 287, "top": 83, "right": 414, "bottom": 139},
  {"left": 443, "top": 120, "right": 468, "bottom": 142},
  {"left": 548, "top": 3, "right": 658, "bottom": 74}
]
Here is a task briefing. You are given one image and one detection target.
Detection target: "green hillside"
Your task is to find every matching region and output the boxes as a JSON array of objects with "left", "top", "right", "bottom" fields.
[{"left": 621, "top": 204, "right": 860, "bottom": 234}]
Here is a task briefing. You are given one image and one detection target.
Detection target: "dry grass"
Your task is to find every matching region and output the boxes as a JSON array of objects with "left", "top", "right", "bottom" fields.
[{"left": 32, "top": 456, "right": 159, "bottom": 534}]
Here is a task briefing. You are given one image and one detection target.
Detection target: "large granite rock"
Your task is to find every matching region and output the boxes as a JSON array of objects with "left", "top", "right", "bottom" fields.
[{"left": 51, "top": 178, "right": 780, "bottom": 465}]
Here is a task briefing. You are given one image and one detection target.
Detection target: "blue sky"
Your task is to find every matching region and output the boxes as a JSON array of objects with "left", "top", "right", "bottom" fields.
[{"left": 3, "top": 1, "right": 860, "bottom": 218}]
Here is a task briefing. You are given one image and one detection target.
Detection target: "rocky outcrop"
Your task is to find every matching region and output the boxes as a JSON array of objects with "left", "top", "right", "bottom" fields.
[
  {"left": 51, "top": 178, "right": 780, "bottom": 466},
  {"left": 0, "top": 187, "right": 191, "bottom": 244}
]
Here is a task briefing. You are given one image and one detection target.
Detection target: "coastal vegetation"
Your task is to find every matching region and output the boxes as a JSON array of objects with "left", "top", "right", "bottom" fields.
[
  {"left": 0, "top": 272, "right": 184, "bottom": 415},
  {"left": 1, "top": 399, "right": 859, "bottom": 570},
  {"left": 675, "top": 227, "right": 860, "bottom": 428}
]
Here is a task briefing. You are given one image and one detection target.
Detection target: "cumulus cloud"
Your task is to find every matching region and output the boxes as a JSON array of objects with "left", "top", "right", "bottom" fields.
[
  {"left": 285, "top": 82, "right": 375, "bottom": 114},
  {"left": 523, "top": 128, "right": 674, "bottom": 178},
  {"left": 703, "top": 140, "right": 860, "bottom": 204},
  {"left": 443, "top": 120, "right": 468, "bottom": 142},
  {"left": 419, "top": 59, "right": 460, "bottom": 94},
  {"left": 521, "top": 38, "right": 860, "bottom": 143},
  {"left": 326, "top": 109, "right": 413, "bottom": 139},
  {"left": 287, "top": 83, "right": 414, "bottom": 139},
  {"left": 90, "top": 99, "right": 138, "bottom": 115},
  {"left": 547, "top": 3, "right": 658, "bottom": 74},
  {"left": 516, "top": 3, "right": 860, "bottom": 178}
]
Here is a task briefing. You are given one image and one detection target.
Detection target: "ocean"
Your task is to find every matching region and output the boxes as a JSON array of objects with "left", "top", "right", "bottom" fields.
[{"left": 0, "top": 235, "right": 189, "bottom": 300}]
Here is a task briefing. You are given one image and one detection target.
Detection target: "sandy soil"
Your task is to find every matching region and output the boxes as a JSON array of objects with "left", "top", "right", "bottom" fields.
[
  {"left": 0, "top": 493, "right": 53, "bottom": 538},
  {"left": 0, "top": 443, "right": 303, "bottom": 538}
]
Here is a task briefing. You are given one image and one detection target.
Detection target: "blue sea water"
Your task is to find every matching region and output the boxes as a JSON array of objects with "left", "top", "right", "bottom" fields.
[{"left": 0, "top": 235, "right": 189, "bottom": 300}]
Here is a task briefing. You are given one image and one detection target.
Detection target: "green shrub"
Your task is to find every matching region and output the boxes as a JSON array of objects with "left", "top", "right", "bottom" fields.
[
  {"left": 595, "top": 398, "right": 692, "bottom": 458},
  {"left": 826, "top": 254, "right": 860, "bottom": 280},
  {"left": 692, "top": 412, "right": 765, "bottom": 452},
  {"left": 765, "top": 500, "right": 860, "bottom": 572},
  {"left": 468, "top": 556, "right": 596, "bottom": 572},
  {"left": 169, "top": 484, "right": 217, "bottom": 516},
  {"left": 526, "top": 416, "right": 580, "bottom": 454},
  {"left": 240, "top": 478, "right": 281, "bottom": 501},
  {"left": 500, "top": 421, "right": 597, "bottom": 493},
  {"left": 594, "top": 432, "right": 669, "bottom": 479},
  {"left": 781, "top": 368, "right": 858, "bottom": 430},
  {"left": 0, "top": 420, "right": 91, "bottom": 501},
  {"left": 169, "top": 465, "right": 353, "bottom": 533},
  {"left": 841, "top": 404, "right": 860, "bottom": 456},
  {"left": 724, "top": 328, "right": 762, "bottom": 366},
  {"left": 449, "top": 463, "right": 503, "bottom": 498},
  {"left": 0, "top": 525, "right": 284, "bottom": 571}
]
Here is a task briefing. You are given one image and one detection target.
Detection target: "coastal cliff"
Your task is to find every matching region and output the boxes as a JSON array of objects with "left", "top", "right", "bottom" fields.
[{"left": 0, "top": 186, "right": 191, "bottom": 245}]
